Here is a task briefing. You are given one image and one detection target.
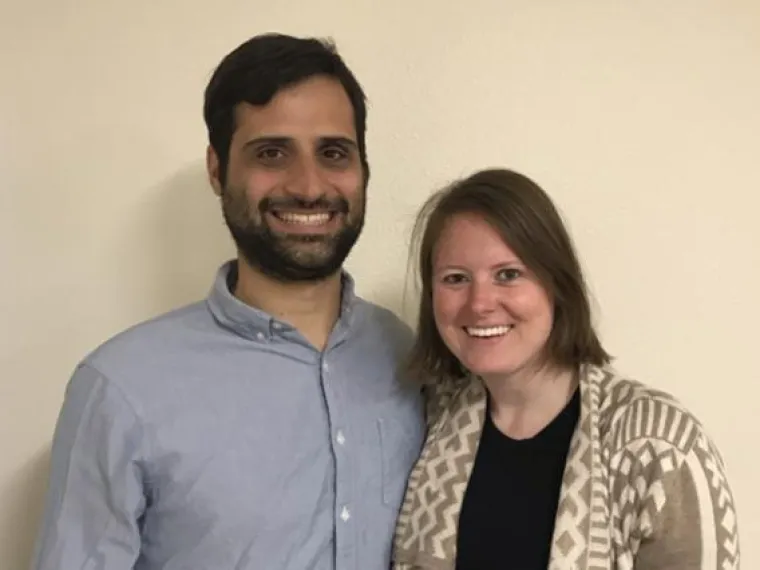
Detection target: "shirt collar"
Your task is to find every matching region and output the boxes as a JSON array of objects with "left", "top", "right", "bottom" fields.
[{"left": 205, "top": 260, "right": 358, "bottom": 342}]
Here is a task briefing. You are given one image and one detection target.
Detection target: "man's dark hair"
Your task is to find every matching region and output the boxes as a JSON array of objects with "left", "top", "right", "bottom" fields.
[{"left": 203, "top": 33, "right": 369, "bottom": 186}]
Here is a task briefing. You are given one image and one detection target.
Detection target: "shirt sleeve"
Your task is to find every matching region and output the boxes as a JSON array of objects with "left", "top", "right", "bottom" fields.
[
  {"left": 30, "top": 363, "right": 147, "bottom": 570},
  {"left": 633, "top": 429, "right": 740, "bottom": 570}
]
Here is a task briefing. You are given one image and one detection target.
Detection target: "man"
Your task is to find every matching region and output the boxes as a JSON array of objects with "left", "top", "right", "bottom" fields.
[{"left": 31, "top": 33, "right": 425, "bottom": 570}]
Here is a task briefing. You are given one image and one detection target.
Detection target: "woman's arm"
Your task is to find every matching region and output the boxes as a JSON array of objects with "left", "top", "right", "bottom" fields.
[{"left": 624, "top": 428, "right": 739, "bottom": 569}]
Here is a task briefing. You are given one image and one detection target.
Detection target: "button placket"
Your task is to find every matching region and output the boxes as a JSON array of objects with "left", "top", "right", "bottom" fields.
[{"left": 320, "top": 352, "right": 355, "bottom": 559}]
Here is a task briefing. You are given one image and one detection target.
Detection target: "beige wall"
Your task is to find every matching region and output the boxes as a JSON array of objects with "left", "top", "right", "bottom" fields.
[{"left": 2, "top": 0, "right": 758, "bottom": 567}]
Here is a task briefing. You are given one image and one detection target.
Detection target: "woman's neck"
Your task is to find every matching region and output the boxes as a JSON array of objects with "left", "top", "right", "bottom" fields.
[{"left": 483, "top": 363, "right": 578, "bottom": 440}]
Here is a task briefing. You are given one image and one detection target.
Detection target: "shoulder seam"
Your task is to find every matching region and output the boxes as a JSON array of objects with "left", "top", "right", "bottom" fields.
[
  {"left": 77, "top": 361, "right": 153, "bottom": 460},
  {"left": 607, "top": 394, "right": 701, "bottom": 455}
]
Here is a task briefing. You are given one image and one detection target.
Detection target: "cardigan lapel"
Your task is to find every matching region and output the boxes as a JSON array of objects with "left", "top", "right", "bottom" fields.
[
  {"left": 393, "top": 366, "right": 615, "bottom": 570},
  {"left": 393, "top": 378, "right": 487, "bottom": 569},
  {"left": 548, "top": 366, "right": 612, "bottom": 570}
]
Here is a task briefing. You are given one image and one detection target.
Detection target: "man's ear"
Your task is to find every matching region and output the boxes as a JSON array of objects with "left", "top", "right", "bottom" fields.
[{"left": 207, "top": 145, "right": 223, "bottom": 196}]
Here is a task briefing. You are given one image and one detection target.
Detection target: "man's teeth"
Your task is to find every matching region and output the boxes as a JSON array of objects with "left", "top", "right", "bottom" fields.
[
  {"left": 275, "top": 212, "right": 332, "bottom": 225},
  {"left": 465, "top": 325, "right": 513, "bottom": 338}
]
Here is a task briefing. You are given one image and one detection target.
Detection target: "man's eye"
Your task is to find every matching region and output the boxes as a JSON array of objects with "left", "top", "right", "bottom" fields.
[
  {"left": 322, "top": 147, "right": 348, "bottom": 161},
  {"left": 257, "top": 148, "right": 285, "bottom": 161}
]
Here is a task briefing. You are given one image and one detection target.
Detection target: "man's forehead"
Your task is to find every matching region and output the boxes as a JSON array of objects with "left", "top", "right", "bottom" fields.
[{"left": 233, "top": 103, "right": 356, "bottom": 144}]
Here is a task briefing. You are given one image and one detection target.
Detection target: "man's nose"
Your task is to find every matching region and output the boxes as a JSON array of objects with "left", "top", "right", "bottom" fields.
[{"left": 285, "top": 156, "right": 325, "bottom": 201}]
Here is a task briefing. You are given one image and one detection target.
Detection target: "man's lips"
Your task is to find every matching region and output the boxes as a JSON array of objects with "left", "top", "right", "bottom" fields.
[{"left": 270, "top": 211, "right": 335, "bottom": 226}]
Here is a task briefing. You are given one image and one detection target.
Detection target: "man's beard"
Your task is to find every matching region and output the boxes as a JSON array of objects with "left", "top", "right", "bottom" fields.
[{"left": 221, "top": 187, "right": 365, "bottom": 283}]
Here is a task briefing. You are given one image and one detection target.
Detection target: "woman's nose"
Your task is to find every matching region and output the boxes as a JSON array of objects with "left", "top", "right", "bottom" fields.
[{"left": 466, "top": 282, "right": 498, "bottom": 315}]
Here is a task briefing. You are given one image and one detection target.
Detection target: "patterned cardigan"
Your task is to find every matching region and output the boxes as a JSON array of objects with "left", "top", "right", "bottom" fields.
[{"left": 392, "top": 365, "right": 740, "bottom": 570}]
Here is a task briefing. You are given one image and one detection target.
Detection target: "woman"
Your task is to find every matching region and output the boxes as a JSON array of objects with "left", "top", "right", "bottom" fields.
[{"left": 392, "top": 169, "right": 739, "bottom": 570}]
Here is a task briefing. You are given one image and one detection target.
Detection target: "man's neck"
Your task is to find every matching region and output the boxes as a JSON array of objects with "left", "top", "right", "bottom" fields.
[{"left": 233, "top": 257, "right": 343, "bottom": 351}]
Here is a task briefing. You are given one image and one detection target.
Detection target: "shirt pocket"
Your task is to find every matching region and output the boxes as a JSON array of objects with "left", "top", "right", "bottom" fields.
[{"left": 377, "top": 415, "right": 423, "bottom": 508}]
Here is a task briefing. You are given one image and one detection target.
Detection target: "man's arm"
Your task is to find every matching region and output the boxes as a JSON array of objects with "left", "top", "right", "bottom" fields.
[{"left": 30, "top": 363, "right": 146, "bottom": 570}]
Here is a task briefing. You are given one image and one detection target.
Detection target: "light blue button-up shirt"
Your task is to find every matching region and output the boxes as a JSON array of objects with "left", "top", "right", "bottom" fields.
[{"left": 31, "top": 262, "right": 425, "bottom": 570}]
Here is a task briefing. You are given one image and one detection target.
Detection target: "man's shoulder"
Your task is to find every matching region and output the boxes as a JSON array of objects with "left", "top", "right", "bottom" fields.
[
  {"left": 352, "top": 297, "right": 413, "bottom": 341},
  {"left": 81, "top": 300, "right": 211, "bottom": 381}
]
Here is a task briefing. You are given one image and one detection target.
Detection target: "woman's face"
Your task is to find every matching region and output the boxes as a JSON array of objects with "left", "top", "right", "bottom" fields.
[{"left": 431, "top": 213, "right": 554, "bottom": 382}]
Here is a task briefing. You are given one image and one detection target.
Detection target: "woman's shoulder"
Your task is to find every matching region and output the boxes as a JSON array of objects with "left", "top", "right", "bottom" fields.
[
  {"left": 588, "top": 365, "right": 715, "bottom": 457},
  {"left": 587, "top": 366, "right": 739, "bottom": 568},
  {"left": 421, "top": 373, "right": 483, "bottom": 425}
]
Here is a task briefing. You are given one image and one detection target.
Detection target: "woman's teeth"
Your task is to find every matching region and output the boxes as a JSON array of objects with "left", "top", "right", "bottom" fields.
[{"left": 465, "top": 325, "right": 513, "bottom": 338}]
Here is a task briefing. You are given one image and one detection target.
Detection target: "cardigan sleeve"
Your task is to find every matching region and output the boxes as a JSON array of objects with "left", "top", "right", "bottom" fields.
[{"left": 632, "top": 429, "right": 740, "bottom": 570}]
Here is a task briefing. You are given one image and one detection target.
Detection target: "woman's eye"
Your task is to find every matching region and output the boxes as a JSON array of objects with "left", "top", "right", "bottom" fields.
[
  {"left": 497, "top": 268, "right": 521, "bottom": 282},
  {"left": 442, "top": 274, "right": 466, "bottom": 285}
]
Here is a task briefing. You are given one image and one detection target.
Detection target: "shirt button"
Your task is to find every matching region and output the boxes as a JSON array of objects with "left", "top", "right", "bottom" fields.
[
  {"left": 336, "top": 430, "right": 346, "bottom": 446},
  {"left": 340, "top": 506, "right": 351, "bottom": 522},
  {"left": 322, "top": 361, "right": 329, "bottom": 372},
  {"left": 256, "top": 332, "right": 265, "bottom": 341}
]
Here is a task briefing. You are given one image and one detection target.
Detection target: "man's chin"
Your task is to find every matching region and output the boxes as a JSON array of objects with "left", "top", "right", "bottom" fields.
[
  {"left": 229, "top": 222, "right": 361, "bottom": 282},
  {"left": 276, "top": 233, "right": 333, "bottom": 244},
  {"left": 237, "top": 246, "right": 341, "bottom": 283}
]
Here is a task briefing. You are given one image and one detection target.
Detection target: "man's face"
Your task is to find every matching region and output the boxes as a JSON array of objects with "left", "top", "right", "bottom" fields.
[{"left": 208, "top": 75, "right": 366, "bottom": 282}]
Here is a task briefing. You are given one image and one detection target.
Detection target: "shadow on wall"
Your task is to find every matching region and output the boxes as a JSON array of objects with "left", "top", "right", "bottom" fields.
[
  {"left": 1, "top": 444, "right": 51, "bottom": 569},
  {"left": 139, "top": 162, "right": 415, "bottom": 321},
  {"left": 354, "top": 277, "right": 420, "bottom": 329},
  {"left": 8, "top": 167, "right": 418, "bottom": 569},
  {"left": 372, "top": 286, "right": 407, "bottom": 319},
  {"left": 138, "top": 160, "right": 234, "bottom": 315},
  {"left": 6, "top": 163, "right": 232, "bottom": 567},
  {"left": 5, "top": 164, "right": 232, "bottom": 568}
]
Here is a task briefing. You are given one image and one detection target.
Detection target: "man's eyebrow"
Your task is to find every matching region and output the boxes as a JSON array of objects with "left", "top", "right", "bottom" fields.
[
  {"left": 319, "top": 136, "right": 358, "bottom": 149},
  {"left": 242, "top": 136, "right": 291, "bottom": 149},
  {"left": 241, "top": 135, "right": 358, "bottom": 150}
]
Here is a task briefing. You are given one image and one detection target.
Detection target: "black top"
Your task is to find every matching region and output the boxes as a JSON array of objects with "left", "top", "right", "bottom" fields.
[{"left": 455, "top": 388, "right": 581, "bottom": 570}]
